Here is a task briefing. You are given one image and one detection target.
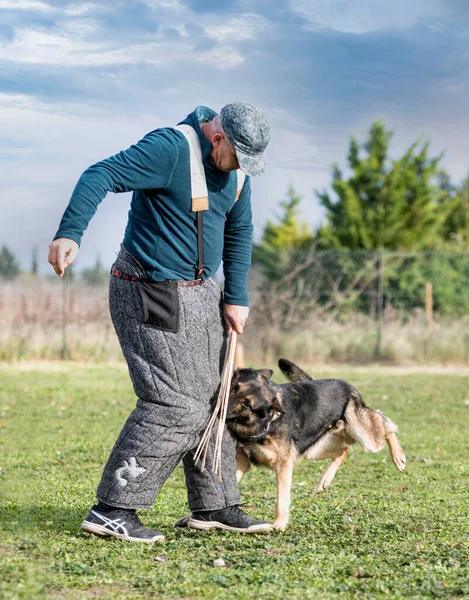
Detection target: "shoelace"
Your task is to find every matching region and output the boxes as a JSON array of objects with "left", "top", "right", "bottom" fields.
[
  {"left": 105, "top": 509, "right": 141, "bottom": 524},
  {"left": 226, "top": 505, "right": 253, "bottom": 524}
]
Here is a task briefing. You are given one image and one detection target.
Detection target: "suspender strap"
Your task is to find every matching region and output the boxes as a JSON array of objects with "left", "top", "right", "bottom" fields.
[
  {"left": 175, "top": 124, "right": 208, "bottom": 279},
  {"left": 173, "top": 124, "right": 247, "bottom": 280},
  {"left": 195, "top": 211, "right": 204, "bottom": 279}
]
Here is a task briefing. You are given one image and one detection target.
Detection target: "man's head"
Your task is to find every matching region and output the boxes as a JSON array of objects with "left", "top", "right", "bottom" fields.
[{"left": 203, "top": 102, "right": 270, "bottom": 175}]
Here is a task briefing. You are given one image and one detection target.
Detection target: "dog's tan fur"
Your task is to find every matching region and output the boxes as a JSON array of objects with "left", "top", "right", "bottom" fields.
[{"left": 235, "top": 387, "right": 406, "bottom": 531}]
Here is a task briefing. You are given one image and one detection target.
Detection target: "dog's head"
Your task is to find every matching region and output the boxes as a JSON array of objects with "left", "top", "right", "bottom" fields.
[{"left": 226, "top": 368, "right": 285, "bottom": 437}]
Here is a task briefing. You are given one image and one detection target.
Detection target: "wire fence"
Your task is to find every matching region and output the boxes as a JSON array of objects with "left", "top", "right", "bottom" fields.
[
  {"left": 2, "top": 250, "right": 469, "bottom": 364},
  {"left": 247, "top": 249, "right": 469, "bottom": 364}
]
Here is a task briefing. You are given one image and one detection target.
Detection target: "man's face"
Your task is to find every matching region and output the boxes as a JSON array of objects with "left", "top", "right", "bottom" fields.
[{"left": 211, "top": 134, "right": 240, "bottom": 172}]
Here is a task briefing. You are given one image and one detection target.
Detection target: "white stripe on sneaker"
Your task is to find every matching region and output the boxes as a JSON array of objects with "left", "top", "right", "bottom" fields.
[{"left": 90, "top": 510, "right": 130, "bottom": 535}]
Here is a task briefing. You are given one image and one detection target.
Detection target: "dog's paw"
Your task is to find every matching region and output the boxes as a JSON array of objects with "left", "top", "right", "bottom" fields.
[
  {"left": 272, "top": 519, "right": 288, "bottom": 531},
  {"left": 393, "top": 451, "right": 407, "bottom": 472},
  {"left": 313, "top": 484, "right": 327, "bottom": 495}
]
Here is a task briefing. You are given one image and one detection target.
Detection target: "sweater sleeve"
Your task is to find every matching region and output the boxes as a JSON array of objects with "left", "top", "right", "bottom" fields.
[
  {"left": 53, "top": 128, "right": 180, "bottom": 245},
  {"left": 222, "top": 176, "right": 254, "bottom": 307}
]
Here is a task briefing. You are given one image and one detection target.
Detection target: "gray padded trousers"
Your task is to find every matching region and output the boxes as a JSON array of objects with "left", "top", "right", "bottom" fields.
[{"left": 96, "top": 246, "right": 241, "bottom": 511}]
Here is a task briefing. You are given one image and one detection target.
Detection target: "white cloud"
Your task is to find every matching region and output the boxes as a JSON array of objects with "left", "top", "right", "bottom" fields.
[
  {"left": 62, "top": 2, "right": 107, "bottom": 16},
  {"left": 205, "top": 14, "right": 268, "bottom": 43},
  {"left": 143, "top": 0, "right": 185, "bottom": 9},
  {"left": 0, "top": 0, "right": 50, "bottom": 9},
  {"left": 197, "top": 45, "right": 246, "bottom": 69},
  {"left": 290, "top": 0, "right": 445, "bottom": 34},
  {"left": 0, "top": 17, "right": 251, "bottom": 69},
  {"left": 0, "top": 24, "right": 197, "bottom": 66},
  {"left": 0, "top": 3, "right": 269, "bottom": 71}
]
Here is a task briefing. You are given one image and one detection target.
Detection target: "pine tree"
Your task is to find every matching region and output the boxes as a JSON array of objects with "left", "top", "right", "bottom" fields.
[
  {"left": 81, "top": 254, "right": 108, "bottom": 285},
  {"left": 0, "top": 246, "right": 20, "bottom": 279},
  {"left": 253, "top": 186, "right": 314, "bottom": 282},
  {"left": 261, "top": 185, "right": 314, "bottom": 252},
  {"left": 316, "top": 120, "right": 457, "bottom": 250},
  {"left": 441, "top": 174, "right": 469, "bottom": 244},
  {"left": 32, "top": 246, "right": 38, "bottom": 275}
]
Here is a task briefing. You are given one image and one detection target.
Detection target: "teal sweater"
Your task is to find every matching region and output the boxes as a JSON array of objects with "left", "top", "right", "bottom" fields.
[{"left": 54, "top": 106, "right": 253, "bottom": 306}]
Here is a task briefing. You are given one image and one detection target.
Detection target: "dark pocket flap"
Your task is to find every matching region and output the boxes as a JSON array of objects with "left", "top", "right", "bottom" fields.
[{"left": 137, "top": 281, "right": 179, "bottom": 333}]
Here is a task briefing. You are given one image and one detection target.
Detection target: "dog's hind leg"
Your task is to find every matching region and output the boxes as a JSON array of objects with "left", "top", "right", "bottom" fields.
[
  {"left": 375, "top": 409, "right": 406, "bottom": 472},
  {"left": 313, "top": 447, "right": 349, "bottom": 495},
  {"left": 344, "top": 399, "right": 387, "bottom": 453},
  {"left": 273, "top": 454, "right": 296, "bottom": 531},
  {"left": 345, "top": 400, "right": 406, "bottom": 471},
  {"left": 386, "top": 432, "right": 406, "bottom": 472},
  {"left": 236, "top": 445, "right": 251, "bottom": 483}
]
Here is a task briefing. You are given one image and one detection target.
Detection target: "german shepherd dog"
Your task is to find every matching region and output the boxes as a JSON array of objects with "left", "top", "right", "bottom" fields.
[{"left": 226, "top": 359, "right": 406, "bottom": 531}]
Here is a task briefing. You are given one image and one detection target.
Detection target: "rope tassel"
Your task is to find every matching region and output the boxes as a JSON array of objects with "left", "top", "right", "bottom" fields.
[{"left": 194, "top": 331, "right": 237, "bottom": 481}]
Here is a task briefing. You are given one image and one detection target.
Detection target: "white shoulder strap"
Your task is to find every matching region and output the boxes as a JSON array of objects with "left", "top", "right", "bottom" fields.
[
  {"left": 175, "top": 124, "right": 246, "bottom": 209},
  {"left": 175, "top": 124, "right": 209, "bottom": 212},
  {"left": 236, "top": 170, "right": 246, "bottom": 202}
]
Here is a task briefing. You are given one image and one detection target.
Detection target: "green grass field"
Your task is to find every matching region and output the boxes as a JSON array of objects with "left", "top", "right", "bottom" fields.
[{"left": 1, "top": 363, "right": 469, "bottom": 599}]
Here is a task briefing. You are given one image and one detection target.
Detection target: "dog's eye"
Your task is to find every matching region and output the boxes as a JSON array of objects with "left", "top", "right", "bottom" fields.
[{"left": 242, "top": 401, "right": 251, "bottom": 409}]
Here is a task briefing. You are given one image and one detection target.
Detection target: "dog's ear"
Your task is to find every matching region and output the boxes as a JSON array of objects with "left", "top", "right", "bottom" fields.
[
  {"left": 272, "top": 395, "right": 286, "bottom": 414},
  {"left": 258, "top": 369, "right": 273, "bottom": 380},
  {"left": 278, "top": 358, "right": 314, "bottom": 382}
]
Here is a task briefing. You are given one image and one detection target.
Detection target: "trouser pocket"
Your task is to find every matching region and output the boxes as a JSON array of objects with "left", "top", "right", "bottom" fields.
[{"left": 137, "top": 280, "right": 180, "bottom": 333}]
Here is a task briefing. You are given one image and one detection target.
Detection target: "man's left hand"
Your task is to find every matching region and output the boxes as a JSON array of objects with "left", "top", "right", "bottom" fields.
[{"left": 223, "top": 304, "right": 249, "bottom": 334}]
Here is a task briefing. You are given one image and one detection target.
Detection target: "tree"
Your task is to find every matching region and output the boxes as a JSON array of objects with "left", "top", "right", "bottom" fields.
[
  {"left": 0, "top": 246, "right": 20, "bottom": 279},
  {"left": 31, "top": 246, "right": 38, "bottom": 275},
  {"left": 253, "top": 186, "right": 314, "bottom": 281},
  {"left": 441, "top": 173, "right": 469, "bottom": 244},
  {"left": 316, "top": 120, "right": 458, "bottom": 250}
]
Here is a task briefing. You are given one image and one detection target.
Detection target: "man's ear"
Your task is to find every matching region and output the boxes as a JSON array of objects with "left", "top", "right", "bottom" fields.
[
  {"left": 212, "top": 132, "right": 224, "bottom": 148},
  {"left": 258, "top": 369, "right": 273, "bottom": 380}
]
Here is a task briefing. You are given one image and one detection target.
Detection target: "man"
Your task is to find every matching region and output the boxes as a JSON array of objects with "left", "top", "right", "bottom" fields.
[{"left": 48, "top": 102, "right": 271, "bottom": 542}]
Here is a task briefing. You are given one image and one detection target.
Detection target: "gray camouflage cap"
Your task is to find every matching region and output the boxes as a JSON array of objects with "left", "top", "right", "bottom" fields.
[{"left": 220, "top": 101, "right": 270, "bottom": 176}]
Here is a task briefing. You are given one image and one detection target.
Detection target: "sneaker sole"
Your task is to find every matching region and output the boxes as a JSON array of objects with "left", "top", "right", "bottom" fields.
[
  {"left": 81, "top": 520, "right": 165, "bottom": 543},
  {"left": 187, "top": 518, "right": 271, "bottom": 534}
]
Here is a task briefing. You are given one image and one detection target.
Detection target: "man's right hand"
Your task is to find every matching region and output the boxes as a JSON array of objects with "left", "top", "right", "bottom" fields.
[{"left": 48, "top": 238, "right": 79, "bottom": 277}]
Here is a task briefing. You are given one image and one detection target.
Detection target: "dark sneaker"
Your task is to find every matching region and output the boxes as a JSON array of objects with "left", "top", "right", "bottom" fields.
[
  {"left": 187, "top": 505, "right": 271, "bottom": 534},
  {"left": 81, "top": 505, "right": 164, "bottom": 543}
]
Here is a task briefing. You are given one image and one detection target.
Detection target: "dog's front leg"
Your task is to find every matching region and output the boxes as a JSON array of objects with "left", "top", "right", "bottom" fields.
[
  {"left": 273, "top": 457, "right": 295, "bottom": 531},
  {"left": 236, "top": 445, "right": 251, "bottom": 483}
]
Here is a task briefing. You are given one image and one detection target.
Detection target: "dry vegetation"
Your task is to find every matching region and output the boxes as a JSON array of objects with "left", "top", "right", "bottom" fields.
[
  {"left": 2, "top": 275, "right": 469, "bottom": 365},
  {"left": 0, "top": 276, "right": 120, "bottom": 362}
]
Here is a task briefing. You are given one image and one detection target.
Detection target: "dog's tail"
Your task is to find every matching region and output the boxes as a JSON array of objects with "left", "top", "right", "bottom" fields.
[
  {"left": 278, "top": 358, "right": 314, "bottom": 382},
  {"left": 344, "top": 393, "right": 406, "bottom": 472}
]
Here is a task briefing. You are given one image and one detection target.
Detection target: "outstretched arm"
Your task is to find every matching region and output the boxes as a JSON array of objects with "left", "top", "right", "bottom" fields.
[{"left": 49, "top": 128, "right": 180, "bottom": 275}]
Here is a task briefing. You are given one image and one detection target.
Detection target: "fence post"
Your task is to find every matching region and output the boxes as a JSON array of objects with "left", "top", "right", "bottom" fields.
[
  {"left": 61, "top": 276, "right": 70, "bottom": 360},
  {"left": 375, "top": 250, "right": 384, "bottom": 359},
  {"left": 425, "top": 282, "right": 433, "bottom": 330}
]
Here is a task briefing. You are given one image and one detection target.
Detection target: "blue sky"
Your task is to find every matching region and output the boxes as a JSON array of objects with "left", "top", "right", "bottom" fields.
[{"left": 1, "top": 0, "right": 468, "bottom": 272}]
